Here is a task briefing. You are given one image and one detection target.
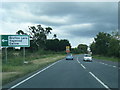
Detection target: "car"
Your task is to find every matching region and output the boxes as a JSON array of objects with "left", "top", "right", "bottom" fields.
[
  {"left": 83, "top": 54, "right": 92, "bottom": 62},
  {"left": 66, "top": 54, "right": 73, "bottom": 60}
]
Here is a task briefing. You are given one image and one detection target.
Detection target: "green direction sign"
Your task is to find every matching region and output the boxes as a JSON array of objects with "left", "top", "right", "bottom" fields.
[{"left": 0, "top": 35, "right": 30, "bottom": 47}]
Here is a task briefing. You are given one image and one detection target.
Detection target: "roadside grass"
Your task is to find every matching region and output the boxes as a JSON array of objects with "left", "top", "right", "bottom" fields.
[
  {"left": 2, "top": 54, "right": 65, "bottom": 85},
  {"left": 93, "top": 55, "right": 119, "bottom": 62}
]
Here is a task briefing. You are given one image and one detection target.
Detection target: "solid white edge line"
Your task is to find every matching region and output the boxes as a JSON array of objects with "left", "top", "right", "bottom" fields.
[
  {"left": 81, "top": 64, "right": 86, "bottom": 69},
  {"left": 9, "top": 60, "right": 61, "bottom": 89},
  {"left": 77, "top": 60, "right": 80, "bottom": 63},
  {"left": 89, "top": 72, "right": 111, "bottom": 90},
  {"left": 95, "top": 61, "right": 119, "bottom": 70}
]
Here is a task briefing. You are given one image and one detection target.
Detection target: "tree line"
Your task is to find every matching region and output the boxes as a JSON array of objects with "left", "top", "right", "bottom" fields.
[
  {"left": 90, "top": 31, "right": 120, "bottom": 58},
  {"left": 16, "top": 24, "right": 88, "bottom": 54},
  {"left": 5, "top": 24, "right": 120, "bottom": 58},
  {"left": 16, "top": 24, "right": 71, "bottom": 52},
  {"left": 71, "top": 44, "right": 88, "bottom": 54}
]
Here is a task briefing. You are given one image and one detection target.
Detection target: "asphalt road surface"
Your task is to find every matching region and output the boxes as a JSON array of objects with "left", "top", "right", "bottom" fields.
[{"left": 3, "top": 55, "right": 119, "bottom": 89}]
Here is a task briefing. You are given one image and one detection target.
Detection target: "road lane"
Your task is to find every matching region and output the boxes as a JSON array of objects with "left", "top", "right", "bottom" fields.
[
  {"left": 77, "top": 55, "right": 118, "bottom": 88},
  {"left": 9, "top": 60, "right": 61, "bottom": 89},
  {"left": 7, "top": 55, "right": 106, "bottom": 89}
]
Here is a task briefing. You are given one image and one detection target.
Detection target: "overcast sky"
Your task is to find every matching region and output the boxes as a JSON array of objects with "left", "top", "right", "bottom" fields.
[{"left": 0, "top": 2, "right": 118, "bottom": 48}]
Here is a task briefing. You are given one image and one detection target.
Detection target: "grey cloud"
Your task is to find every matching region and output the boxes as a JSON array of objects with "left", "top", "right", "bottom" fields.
[
  {"left": 1, "top": 2, "right": 117, "bottom": 25},
  {"left": 1, "top": 2, "right": 117, "bottom": 47},
  {"left": 66, "top": 23, "right": 117, "bottom": 38}
]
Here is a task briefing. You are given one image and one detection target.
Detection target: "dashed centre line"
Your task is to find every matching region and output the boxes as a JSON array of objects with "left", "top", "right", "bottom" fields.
[
  {"left": 77, "top": 57, "right": 81, "bottom": 64},
  {"left": 81, "top": 64, "right": 86, "bottom": 69},
  {"left": 113, "top": 66, "right": 116, "bottom": 68},
  {"left": 104, "top": 64, "right": 108, "bottom": 65},
  {"left": 77, "top": 57, "right": 86, "bottom": 69},
  {"left": 76, "top": 57, "right": 111, "bottom": 89}
]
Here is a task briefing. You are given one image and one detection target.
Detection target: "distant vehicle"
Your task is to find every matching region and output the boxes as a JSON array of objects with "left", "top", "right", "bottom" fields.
[
  {"left": 66, "top": 54, "right": 73, "bottom": 60},
  {"left": 83, "top": 54, "right": 92, "bottom": 62}
]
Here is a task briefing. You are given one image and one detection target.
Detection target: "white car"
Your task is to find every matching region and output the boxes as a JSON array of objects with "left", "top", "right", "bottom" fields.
[{"left": 83, "top": 54, "right": 92, "bottom": 62}]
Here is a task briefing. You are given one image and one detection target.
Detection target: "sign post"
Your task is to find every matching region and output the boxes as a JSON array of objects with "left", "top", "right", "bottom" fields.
[
  {"left": 23, "top": 47, "right": 26, "bottom": 64},
  {"left": 1, "top": 35, "right": 30, "bottom": 64},
  {"left": 5, "top": 47, "right": 7, "bottom": 63}
]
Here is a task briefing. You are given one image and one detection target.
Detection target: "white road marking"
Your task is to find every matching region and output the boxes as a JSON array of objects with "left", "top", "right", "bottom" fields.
[
  {"left": 77, "top": 58, "right": 80, "bottom": 64},
  {"left": 113, "top": 66, "right": 116, "bottom": 68},
  {"left": 81, "top": 64, "right": 86, "bottom": 69},
  {"left": 107, "top": 64, "right": 111, "bottom": 66},
  {"left": 108, "top": 65, "right": 112, "bottom": 67},
  {"left": 104, "top": 64, "right": 108, "bottom": 65},
  {"left": 99, "top": 62, "right": 103, "bottom": 64},
  {"left": 8, "top": 60, "right": 61, "bottom": 89},
  {"left": 89, "top": 72, "right": 111, "bottom": 90},
  {"left": 77, "top": 57, "right": 86, "bottom": 69},
  {"left": 101, "top": 63, "right": 105, "bottom": 64},
  {"left": 97, "top": 61, "right": 118, "bottom": 69}
]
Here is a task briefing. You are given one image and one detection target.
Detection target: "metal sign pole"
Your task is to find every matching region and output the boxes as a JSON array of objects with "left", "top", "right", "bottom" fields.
[
  {"left": 23, "top": 47, "right": 25, "bottom": 64},
  {"left": 5, "top": 47, "right": 7, "bottom": 63}
]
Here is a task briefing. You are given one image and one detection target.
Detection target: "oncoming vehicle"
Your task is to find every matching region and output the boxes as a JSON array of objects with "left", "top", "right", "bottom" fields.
[
  {"left": 66, "top": 54, "right": 73, "bottom": 60},
  {"left": 83, "top": 54, "right": 92, "bottom": 62}
]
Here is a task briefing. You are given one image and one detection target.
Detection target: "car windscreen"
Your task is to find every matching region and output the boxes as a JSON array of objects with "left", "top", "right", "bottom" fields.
[
  {"left": 85, "top": 55, "right": 91, "bottom": 57},
  {"left": 67, "top": 54, "right": 72, "bottom": 56}
]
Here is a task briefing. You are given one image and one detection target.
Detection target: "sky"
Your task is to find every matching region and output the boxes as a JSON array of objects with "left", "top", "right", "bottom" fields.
[{"left": 0, "top": 1, "right": 118, "bottom": 48}]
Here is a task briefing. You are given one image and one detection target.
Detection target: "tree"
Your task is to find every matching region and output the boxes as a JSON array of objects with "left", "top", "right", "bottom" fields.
[
  {"left": 59, "top": 39, "right": 71, "bottom": 51},
  {"left": 28, "top": 24, "right": 52, "bottom": 50},
  {"left": 45, "top": 39, "right": 71, "bottom": 52},
  {"left": 90, "top": 32, "right": 120, "bottom": 58},
  {"left": 71, "top": 48, "right": 80, "bottom": 54},
  {"left": 16, "top": 30, "right": 28, "bottom": 35},
  {"left": 94, "top": 32, "right": 111, "bottom": 55},
  {"left": 77, "top": 44, "right": 88, "bottom": 53},
  {"left": 90, "top": 42, "right": 96, "bottom": 54},
  {"left": 16, "top": 30, "right": 25, "bottom": 35},
  {"left": 45, "top": 27, "right": 52, "bottom": 35},
  {"left": 111, "top": 30, "right": 120, "bottom": 40},
  {"left": 107, "top": 37, "right": 120, "bottom": 57},
  {"left": 52, "top": 34, "right": 57, "bottom": 39},
  {"left": 45, "top": 39, "right": 59, "bottom": 51}
]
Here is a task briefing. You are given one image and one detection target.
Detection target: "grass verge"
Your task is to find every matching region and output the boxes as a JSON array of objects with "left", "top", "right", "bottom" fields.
[
  {"left": 93, "top": 55, "right": 119, "bottom": 62},
  {"left": 2, "top": 54, "right": 65, "bottom": 85}
]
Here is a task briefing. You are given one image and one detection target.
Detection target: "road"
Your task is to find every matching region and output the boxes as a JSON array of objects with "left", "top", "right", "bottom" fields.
[{"left": 3, "top": 55, "right": 119, "bottom": 89}]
